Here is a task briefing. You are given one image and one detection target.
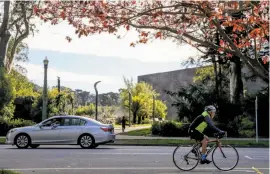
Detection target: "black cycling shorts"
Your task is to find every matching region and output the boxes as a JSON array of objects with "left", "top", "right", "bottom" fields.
[{"left": 189, "top": 129, "right": 204, "bottom": 142}]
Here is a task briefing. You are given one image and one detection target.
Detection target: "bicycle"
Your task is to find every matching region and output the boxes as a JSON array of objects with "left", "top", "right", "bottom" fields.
[{"left": 172, "top": 132, "right": 239, "bottom": 171}]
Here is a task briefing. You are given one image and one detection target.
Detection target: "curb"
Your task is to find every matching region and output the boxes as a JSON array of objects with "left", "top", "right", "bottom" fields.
[{"left": 0, "top": 142, "right": 268, "bottom": 148}]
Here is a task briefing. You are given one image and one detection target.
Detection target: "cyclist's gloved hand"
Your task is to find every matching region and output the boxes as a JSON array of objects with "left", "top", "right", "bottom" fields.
[{"left": 219, "top": 131, "right": 225, "bottom": 135}]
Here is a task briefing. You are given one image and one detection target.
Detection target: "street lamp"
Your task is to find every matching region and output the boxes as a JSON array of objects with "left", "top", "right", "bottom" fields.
[
  {"left": 42, "top": 57, "right": 49, "bottom": 121},
  {"left": 94, "top": 81, "right": 101, "bottom": 120}
]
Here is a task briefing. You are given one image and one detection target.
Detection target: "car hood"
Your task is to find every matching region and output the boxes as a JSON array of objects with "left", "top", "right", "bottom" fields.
[{"left": 13, "top": 125, "right": 37, "bottom": 131}]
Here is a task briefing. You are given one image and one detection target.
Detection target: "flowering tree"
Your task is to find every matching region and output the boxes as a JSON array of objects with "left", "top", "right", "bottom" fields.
[{"left": 34, "top": 1, "right": 269, "bottom": 84}]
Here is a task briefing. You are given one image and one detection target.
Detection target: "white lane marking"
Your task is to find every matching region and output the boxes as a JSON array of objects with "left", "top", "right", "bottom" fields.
[
  {"left": 75, "top": 152, "right": 172, "bottom": 155},
  {"left": 3, "top": 167, "right": 269, "bottom": 171},
  {"left": 245, "top": 156, "right": 253, "bottom": 159}
]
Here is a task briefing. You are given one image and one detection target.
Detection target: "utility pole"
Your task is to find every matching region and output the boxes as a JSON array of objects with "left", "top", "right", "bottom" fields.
[{"left": 42, "top": 57, "right": 49, "bottom": 121}]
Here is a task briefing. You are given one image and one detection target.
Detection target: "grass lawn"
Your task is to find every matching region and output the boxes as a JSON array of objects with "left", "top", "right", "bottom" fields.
[
  {"left": 111, "top": 139, "right": 269, "bottom": 147},
  {"left": 0, "top": 170, "right": 21, "bottom": 174},
  {"left": 0, "top": 137, "right": 5, "bottom": 144},
  {"left": 119, "top": 128, "right": 152, "bottom": 136},
  {"left": 114, "top": 124, "right": 151, "bottom": 128}
]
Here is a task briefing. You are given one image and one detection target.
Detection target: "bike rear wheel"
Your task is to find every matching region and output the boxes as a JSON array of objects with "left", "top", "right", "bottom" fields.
[
  {"left": 212, "top": 145, "right": 239, "bottom": 171},
  {"left": 173, "top": 145, "right": 199, "bottom": 171}
]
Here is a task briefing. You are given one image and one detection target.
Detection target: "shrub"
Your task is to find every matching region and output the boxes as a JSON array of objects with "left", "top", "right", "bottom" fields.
[
  {"left": 0, "top": 117, "right": 36, "bottom": 136},
  {"left": 238, "top": 116, "right": 255, "bottom": 138},
  {"left": 141, "top": 118, "right": 152, "bottom": 124},
  {"left": 151, "top": 120, "right": 190, "bottom": 137},
  {"left": 0, "top": 68, "right": 14, "bottom": 111}
]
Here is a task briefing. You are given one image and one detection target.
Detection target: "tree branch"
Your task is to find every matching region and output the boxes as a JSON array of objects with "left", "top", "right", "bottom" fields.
[{"left": 7, "top": 3, "right": 30, "bottom": 73}]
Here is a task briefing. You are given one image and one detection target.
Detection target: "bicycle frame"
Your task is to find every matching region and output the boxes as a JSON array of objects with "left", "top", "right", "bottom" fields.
[
  {"left": 193, "top": 138, "right": 227, "bottom": 159},
  {"left": 184, "top": 133, "right": 227, "bottom": 161}
]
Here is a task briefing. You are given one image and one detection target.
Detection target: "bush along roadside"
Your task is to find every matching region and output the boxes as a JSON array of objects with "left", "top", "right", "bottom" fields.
[
  {"left": 109, "top": 139, "right": 269, "bottom": 147},
  {"left": 151, "top": 121, "right": 190, "bottom": 137},
  {"left": 0, "top": 117, "right": 36, "bottom": 136}
]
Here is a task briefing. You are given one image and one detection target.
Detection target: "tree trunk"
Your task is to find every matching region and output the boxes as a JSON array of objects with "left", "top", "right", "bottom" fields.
[
  {"left": 229, "top": 56, "right": 243, "bottom": 104},
  {"left": 0, "top": 1, "right": 11, "bottom": 69},
  {"left": 0, "top": 31, "right": 11, "bottom": 68},
  {"left": 138, "top": 115, "right": 142, "bottom": 124},
  {"left": 133, "top": 112, "right": 137, "bottom": 124},
  {"left": 142, "top": 115, "right": 145, "bottom": 121},
  {"left": 212, "top": 53, "right": 219, "bottom": 99}
]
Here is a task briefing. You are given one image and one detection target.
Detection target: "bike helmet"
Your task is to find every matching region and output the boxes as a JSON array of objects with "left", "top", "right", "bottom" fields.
[{"left": 204, "top": 105, "right": 216, "bottom": 112}]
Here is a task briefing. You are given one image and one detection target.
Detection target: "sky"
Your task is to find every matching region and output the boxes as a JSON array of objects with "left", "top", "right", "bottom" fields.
[{"left": 22, "top": 19, "right": 203, "bottom": 94}]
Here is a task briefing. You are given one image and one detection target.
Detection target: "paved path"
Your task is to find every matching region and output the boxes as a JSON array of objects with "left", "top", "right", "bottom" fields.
[{"left": 0, "top": 145, "right": 269, "bottom": 174}]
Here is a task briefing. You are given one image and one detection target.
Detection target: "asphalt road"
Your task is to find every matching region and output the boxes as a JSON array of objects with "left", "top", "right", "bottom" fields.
[{"left": 0, "top": 145, "right": 269, "bottom": 174}]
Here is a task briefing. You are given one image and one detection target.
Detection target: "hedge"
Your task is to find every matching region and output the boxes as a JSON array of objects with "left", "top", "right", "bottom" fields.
[
  {"left": 0, "top": 117, "right": 36, "bottom": 136},
  {"left": 151, "top": 121, "right": 190, "bottom": 137}
]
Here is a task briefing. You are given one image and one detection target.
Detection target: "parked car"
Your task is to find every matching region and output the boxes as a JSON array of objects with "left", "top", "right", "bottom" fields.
[{"left": 5, "top": 115, "right": 115, "bottom": 149}]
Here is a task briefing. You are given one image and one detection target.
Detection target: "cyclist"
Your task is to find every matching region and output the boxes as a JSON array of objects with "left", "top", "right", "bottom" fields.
[{"left": 188, "top": 105, "right": 225, "bottom": 164}]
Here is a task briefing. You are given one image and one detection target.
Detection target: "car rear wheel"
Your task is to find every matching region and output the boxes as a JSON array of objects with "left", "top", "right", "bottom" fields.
[
  {"left": 30, "top": 144, "right": 40, "bottom": 148},
  {"left": 15, "top": 134, "right": 30, "bottom": 149},
  {"left": 79, "top": 134, "right": 95, "bottom": 148}
]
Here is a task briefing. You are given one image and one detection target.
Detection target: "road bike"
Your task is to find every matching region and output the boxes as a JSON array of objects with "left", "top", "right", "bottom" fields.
[{"left": 172, "top": 132, "right": 239, "bottom": 171}]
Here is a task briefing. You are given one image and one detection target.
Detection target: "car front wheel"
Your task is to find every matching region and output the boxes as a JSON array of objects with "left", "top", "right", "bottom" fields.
[
  {"left": 15, "top": 134, "right": 30, "bottom": 149},
  {"left": 79, "top": 134, "right": 95, "bottom": 148}
]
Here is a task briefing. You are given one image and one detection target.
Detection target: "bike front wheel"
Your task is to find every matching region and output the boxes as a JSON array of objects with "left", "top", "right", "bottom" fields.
[
  {"left": 212, "top": 145, "right": 239, "bottom": 171},
  {"left": 173, "top": 145, "right": 199, "bottom": 171}
]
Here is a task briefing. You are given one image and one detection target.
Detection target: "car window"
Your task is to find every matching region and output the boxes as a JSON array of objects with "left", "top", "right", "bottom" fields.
[
  {"left": 62, "top": 118, "right": 70, "bottom": 126},
  {"left": 79, "top": 119, "right": 87, "bottom": 126},
  {"left": 42, "top": 118, "right": 62, "bottom": 127},
  {"left": 85, "top": 118, "right": 102, "bottom": 125},
  {"left": 70, "top": 118, "right": 80, "bottom": 126}
]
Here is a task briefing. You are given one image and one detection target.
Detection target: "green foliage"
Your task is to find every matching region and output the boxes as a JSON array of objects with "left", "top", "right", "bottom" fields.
[
  {"left": 0, "top": 170, "right": 21, "bottom": 174},
  {"left": 193, "top": 65, "right": 215, "bottom": 83},
  {"left": 120, "top": 80, "right": 167, "bottom": 124},
  {"left": 0, "top": 117, "right": 36, "bottom": 136},
  {"left": 238, "top": 116, "right": 255, "bottom": 138},
  {"left": 0, "top": 102, "right": 15, "bottom": 119},
  {"left": 151, "top": 121, "right": 189, "bottom": 137},
  {"left": 30, "top": 88, "right": 75, "bottom": 122},
  {"left": 166, "top": 83, "right": 219, "bottom": 122},
  {"left": 75, "top": 104, "right": 95, "bottom": 116},
  {"left": 8, "top": 70, "right": 40, "bottom": 97},
  {"left": 0, "top": 68, "right": 14, "bottom": 111}
]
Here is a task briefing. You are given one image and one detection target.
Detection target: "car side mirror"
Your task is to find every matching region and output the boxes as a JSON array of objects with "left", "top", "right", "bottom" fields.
[{"left": 38, "top": 124, "right": 43, "bottom": 128}]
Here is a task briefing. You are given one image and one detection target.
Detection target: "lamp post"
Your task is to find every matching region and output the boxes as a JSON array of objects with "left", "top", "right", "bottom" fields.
[
  {"left": 94, "top": 81, "right": 101, "bottom": 120},
  {"left": 57, "top": 76, "right": 61, "bottom": 93},
  {"left": 42, "top": 57, "right": 49, "bottom": 121}
]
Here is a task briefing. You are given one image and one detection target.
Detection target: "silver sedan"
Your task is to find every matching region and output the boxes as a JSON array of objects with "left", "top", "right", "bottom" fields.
[{"left": 6, "top": 115, "right": 116, "bottom": 149}]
